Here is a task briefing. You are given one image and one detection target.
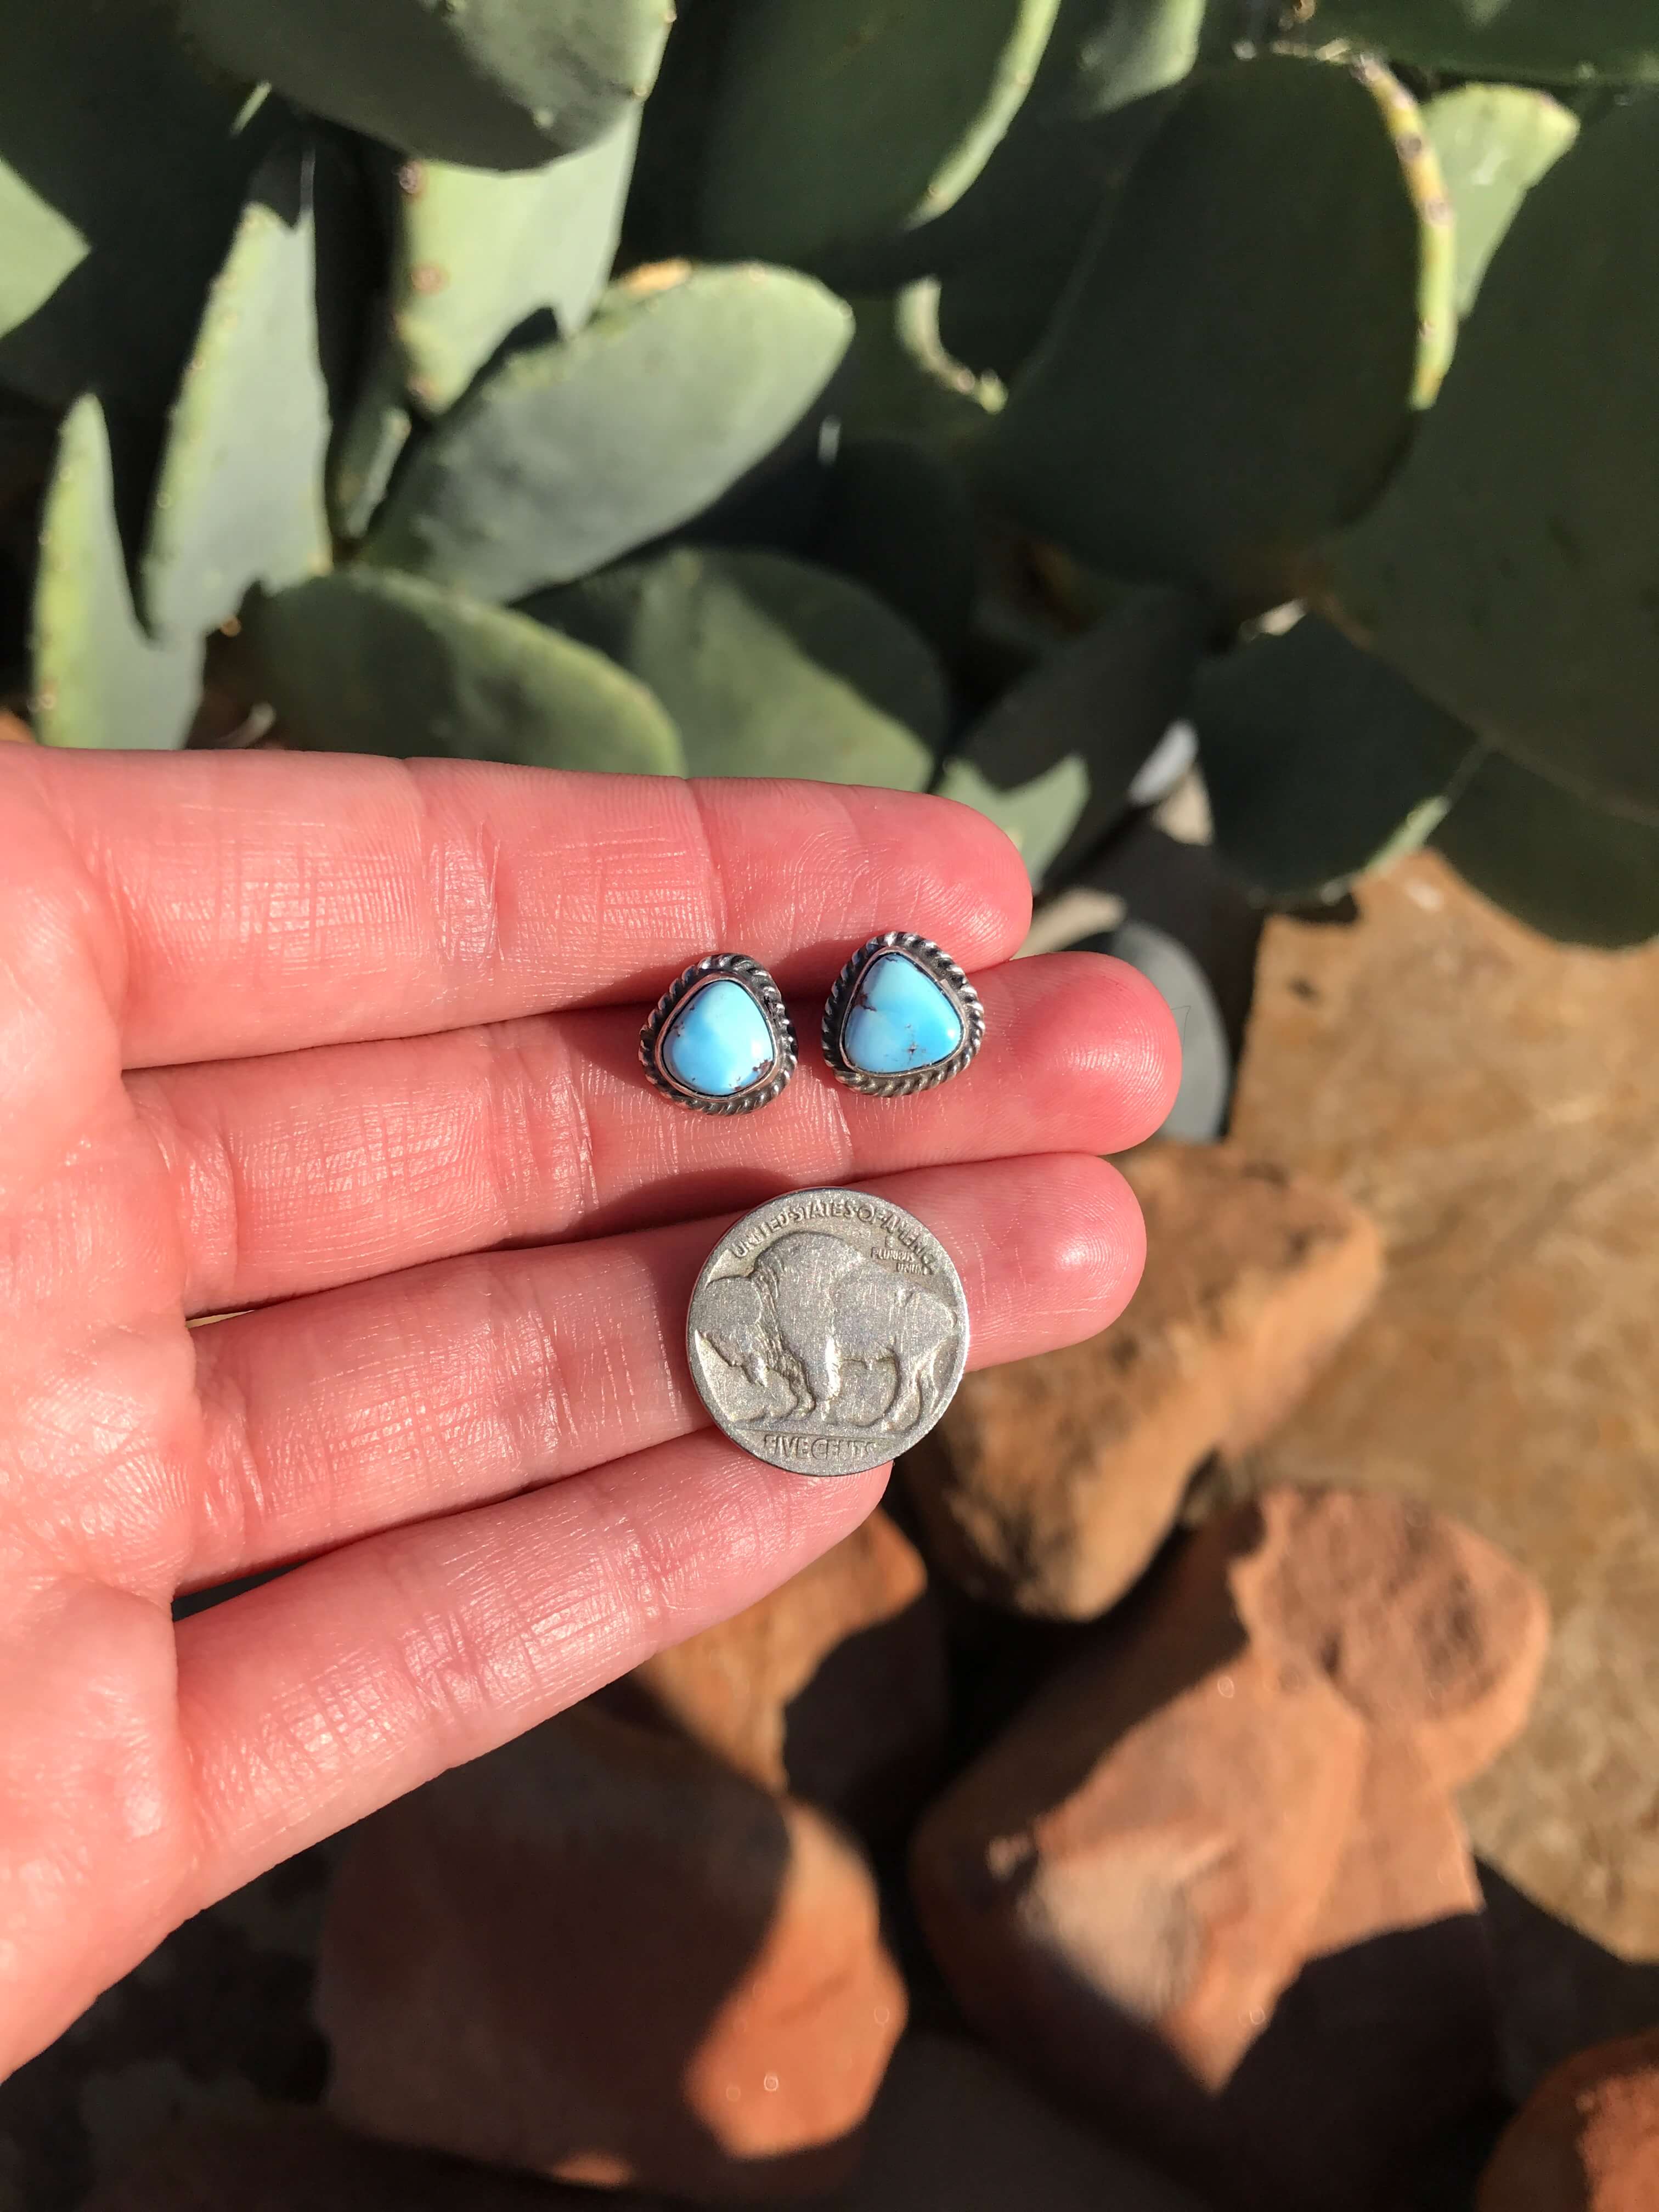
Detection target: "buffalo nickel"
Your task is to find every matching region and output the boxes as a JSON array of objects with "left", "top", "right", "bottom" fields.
[{"left": 687, "top": 1188, "right": 969, "bottom": 1475}]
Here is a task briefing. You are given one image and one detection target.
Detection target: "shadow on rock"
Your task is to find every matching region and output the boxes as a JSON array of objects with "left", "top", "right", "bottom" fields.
[{"left": 317, "top": 1706, "right": 905, "bottom": 2201}]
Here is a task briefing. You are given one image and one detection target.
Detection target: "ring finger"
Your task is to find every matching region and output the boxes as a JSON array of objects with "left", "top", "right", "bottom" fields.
[{"left": 179, "top": 1152, "right": 1144, "bottom": 1593}]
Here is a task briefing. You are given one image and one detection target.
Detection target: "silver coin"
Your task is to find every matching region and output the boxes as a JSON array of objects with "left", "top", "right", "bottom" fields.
[{"left": 686, "top": 1188, "right": 970, "bottom": 1475}]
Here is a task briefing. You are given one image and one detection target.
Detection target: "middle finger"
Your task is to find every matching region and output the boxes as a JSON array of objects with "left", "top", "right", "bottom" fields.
[{"left": 135, "top": 951, "right": 1176, "bottom": 1316}]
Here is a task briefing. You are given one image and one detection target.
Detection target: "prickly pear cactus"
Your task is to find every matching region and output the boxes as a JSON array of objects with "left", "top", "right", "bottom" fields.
[
  {"left": 32, "top": 398, "right": 202, "bottom": 751},
  {"left": 141, "top": 141, "right": 332, "bottom": 643},
  {"left": 1421, "top": 84, "right": 1577, "bottom": 317},
  {"left": 362, "top": 262, "right": 854, "bottom": 600},
  {"left": 179, "top": 0, "right": 674, "bottom": 168},
  {"left": 980, "top": 54, "right": 1448, "bottom": 613},
  {"left": 0, "top": 0, "right": 280, "bottom": 412},
  {"left": 1431, "top": 746, "right": 1659, "bottom": 952},
  {"left": 1189, "top": 612, "right": 1474, "bottom": 900},
  {"left": 387, "top": 116, "right": 640, "bottom": 414},
  {"left": 248, "top": 568, "right": 685, "bottom": 771},
  {"left": 1330, "top": 95, "right": 1659, "bottom": 822},
  {"left": 526, "top": 547, "right": 943, "bottom": 785},
  {"left": 1, "top": 0, "right": 1654, "bottom": 946},
  {"left": 1265, "top": 1, "right": 1659, "bottom": 86},
  {"left": 697, "top": 0, "right": 1063, "bottom": 266}
]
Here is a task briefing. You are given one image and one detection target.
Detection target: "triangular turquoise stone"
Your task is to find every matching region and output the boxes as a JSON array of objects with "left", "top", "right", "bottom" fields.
[
  {"left": 662, "top": 978, "right": 777, "bottom": 1096},
  {"left": 842, "top": 952, "right": 963, "bottom": 1073}
]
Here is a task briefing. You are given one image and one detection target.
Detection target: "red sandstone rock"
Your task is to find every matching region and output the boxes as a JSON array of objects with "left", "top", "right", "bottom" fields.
[
  {"left": 317, "top": 1707, "right": 905, "bottom": 2202},
  {"left": 1231, "top": 851, "right": 1659, "bottom": 1966},
  {"left": 913, "top": 1489, "right": 1548, "bottom": 2212},
  {"left": 911, "top": 1504, "right": 1370, "bottom": 2097},
  {"left": 902, "top": 1146, "right": 1383, "bottom": 1618},
  {"left": 1227, "top": 1734, "right": 1497, "bottom": 2210},
  {"left": 1476, "top": 2028, "right": 1659, "bottom": 2211},
  {"left": 1218, "top": 1494, "right": 1544, "bottom": 2210},
  {"left": 611, "top": 1509, "right": 946, "bottom": 1842},
  {"left": 1306, "top": 1734, "right": 1482, "bottom": 1954},
  {"left": 1228, "top": 1488, "right": 1550, "bottom": 1792}
]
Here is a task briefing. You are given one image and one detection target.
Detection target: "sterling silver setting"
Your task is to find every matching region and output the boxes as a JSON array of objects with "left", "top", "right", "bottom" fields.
[
  {"left": 640, "top": 953, "right": 797, "bottom": 1115},
  {"left": 820, "top": 930, "right": 986, "bottom": 1098}
]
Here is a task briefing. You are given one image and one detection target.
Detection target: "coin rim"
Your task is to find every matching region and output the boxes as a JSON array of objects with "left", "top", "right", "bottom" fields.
[{"left": 685, "top": 1186, "right": 970, "bottom": 1474}]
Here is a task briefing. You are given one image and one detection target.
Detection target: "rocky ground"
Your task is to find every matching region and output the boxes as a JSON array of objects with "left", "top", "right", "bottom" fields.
[
  {"left": 1227, "top": 852, "right": 1659, "bottom": 1976},
  {"left": 3, "top": 851, "right": 1655, "bottom": 2212}
]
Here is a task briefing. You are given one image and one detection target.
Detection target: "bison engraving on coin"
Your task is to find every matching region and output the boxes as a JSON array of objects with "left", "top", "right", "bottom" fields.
[{"left": 687, "top": 1190, "right": 969, "bottom": 1474}]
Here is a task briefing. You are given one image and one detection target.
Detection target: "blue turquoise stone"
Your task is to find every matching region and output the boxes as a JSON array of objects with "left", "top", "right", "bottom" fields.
[
  {"left": 662, "top": 979, "right": 777, "bottom": 1096},
  {"left": 842, "top": 952, "right": 963, "bottom": 1074}
]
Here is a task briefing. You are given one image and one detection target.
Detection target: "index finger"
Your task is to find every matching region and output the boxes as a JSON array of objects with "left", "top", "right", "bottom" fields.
[{"left": 13, "top": 751, "right": 1032, "bottom": 1069}]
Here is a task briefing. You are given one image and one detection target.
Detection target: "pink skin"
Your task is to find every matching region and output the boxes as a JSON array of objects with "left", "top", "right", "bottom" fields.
[{"left": 0, "top": 749, "right": 1180, "bottom": 2076}]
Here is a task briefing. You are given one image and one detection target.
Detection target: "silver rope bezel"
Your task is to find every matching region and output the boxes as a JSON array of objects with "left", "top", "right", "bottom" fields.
[
  {"left": 640, "top": 953, "right": 797, "bottom": 1114},
  {"left": 820, "top": 932, "right": 985, "bottom": 1098}
]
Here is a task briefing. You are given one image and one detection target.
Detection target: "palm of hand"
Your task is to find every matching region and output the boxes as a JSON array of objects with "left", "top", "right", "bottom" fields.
[{"left": 0, "top": 748, "right": 1176, "bottom": 2075}]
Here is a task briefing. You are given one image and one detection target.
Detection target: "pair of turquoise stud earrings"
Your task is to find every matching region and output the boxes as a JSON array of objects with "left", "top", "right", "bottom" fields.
[{"left": 640, "top": 932, "right": 986, "bottom": 1114}]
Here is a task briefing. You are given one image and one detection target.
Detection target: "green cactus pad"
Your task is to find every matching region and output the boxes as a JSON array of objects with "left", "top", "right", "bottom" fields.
[
  {"left": 31, "top": 398, "right": 202, "bottom": 750},
  {"left": 935, "top": 754, "right": 1090, "bottom": 887},
  {"left": 938, "top": 586, "right": 1209, "bottom": 887},
  {"left": 1351, "top": 55, "right": 1454, "bottom": 407},
  {"left": 835, "top": 285, "right": 1003, "bottom": 456},
  {"left": 524, "top": 546, "right": 941, "bottom": 786},
  {"left": 1331, "top": 97, "right": 1659, "bottom": 823},
  {"left": 699, "top": 0, "right": 1062, "bottom": 266},
  {"left": 1432, "top": 746, "right": 1659, "bottom": 950},
  {"left": 363, "top": 262, "right": 852, "bottom": 602},
  {"left": 0, "top": 0, "right": 277, "bottom": 411},
  {"left": 1423, "top": 85, "right": 1578, "bottom": 318},
  {"left": 1270, "top": 2, "right": 1659, "bottom": 87},
  {"left": 814, "top": 434, "right": 977, "bottom": 660},
  {"left": 140, "top": 145, "right": 331, "bottom": 646},
  {"left": 1070, "top": 0, "right": 1206, "bottom": 116},
  {"left": 0, "top": 172, "right": 83, "bottom": 381},
  {"left": 247, "top": 569, "right": 684, "bottom": 772},
  {"left": 934, "top": 87, "right": 1177, "bottom": 385},
  {"left": 179, "top": 0, "right": 673, "bottom": 170},
  {"left": 824, "top": 0, "right": 1198, "bottom": 297},
  {"left": 624, "top": 0, "right": 754, "bottom": 270},
  {"left": 1190, "top": 614, "right": 1475, "bottom": 901},
  {"left": 331, "top": 340, "right": 415, "bottom": 543},
  {"left": 981, "top": 55, "right": 1441, "bottom": 613},
  {"left": 391, "top": 113, "right": 639, "bottom": 415},
  {"left": 310, "top": 129, "right": 383, "bottom": 430}
]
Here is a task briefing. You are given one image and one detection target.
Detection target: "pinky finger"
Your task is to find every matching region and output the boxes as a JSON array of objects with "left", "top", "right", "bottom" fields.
[{"left": 173, "top": 1435, "right": 887, "bottom": 1909}]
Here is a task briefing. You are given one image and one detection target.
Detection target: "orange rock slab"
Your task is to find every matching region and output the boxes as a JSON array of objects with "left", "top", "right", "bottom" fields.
[
  {"left": 613, "top": 1509, "right": 946, "bottom": 1843},
  {"left": 903, "top": 1144, "right": 1381, "bottom": 1619},
  {"left": 1477, "top": 2027, "right": 1659, "bottom": 2211},
  {"left": 1230, "top": 850, "right": 1659, "bottom": 1963}
]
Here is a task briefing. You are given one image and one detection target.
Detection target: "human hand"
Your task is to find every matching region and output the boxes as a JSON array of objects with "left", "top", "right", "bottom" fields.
[{"left": 0, "top": 747, "right": 1177, "bottom": 2074}]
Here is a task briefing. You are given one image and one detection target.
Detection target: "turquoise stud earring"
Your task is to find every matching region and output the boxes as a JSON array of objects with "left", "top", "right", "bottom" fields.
[
  {"left": 641, "top": 954, "right": 796, "bottom": 1113},
  {"left": 821, "top": 932, "right": 985, "bottom": 1097}
]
